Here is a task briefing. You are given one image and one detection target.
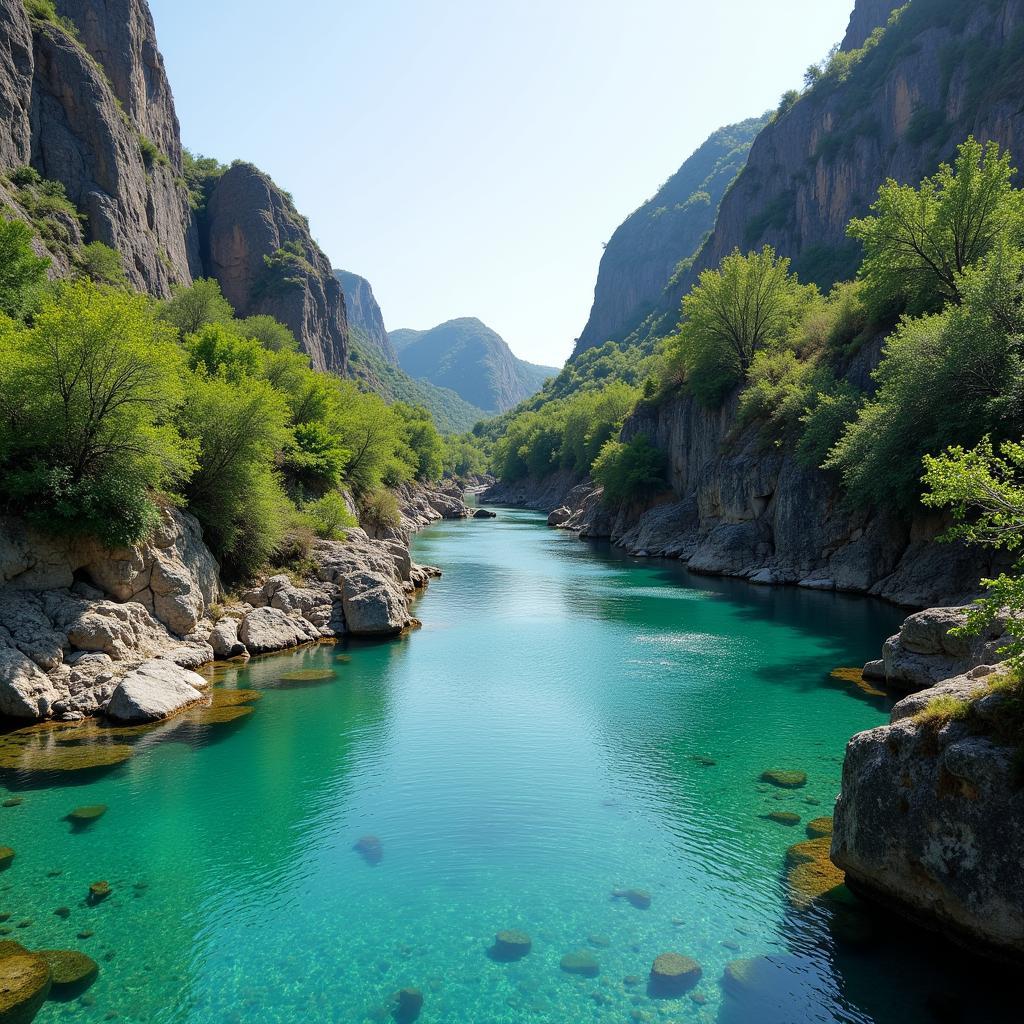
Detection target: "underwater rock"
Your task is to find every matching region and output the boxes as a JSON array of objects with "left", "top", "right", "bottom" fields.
[
  {"left": 66, "top": 805, "right": 108, "bottom": 828},
  {"left": 87, "top": 882, "right": 111, "bottom": 905},
  {"left": 0, "top": 952, "right": 51, "bottom": 1023},
  {"left": 785, "top": 838, "right": 846, "bottom": 909},
  {"left": 765, "top": 812, "right": 801, "bottom": 827},
  {"left": 53, "top": 908, "right": 69, "bottom": 920},
  {"left": 353, "top": 836, "right": 383, "bottom": 866},
  {"left": 36, "top": 949, "right": 98, "bottom": 997},
  {"left": 560, "top": 950, "right": 599, "bottom": 977},
  {"left": 0, "top": 849, "right": 12, "bottom": 871},
  {"left": 0, "top": 942, "right": 29, "bottom": 958},
  {"left": 588, "top": 934, "right": 611, "bottom": 948},
  {"left": 806, "top": 817, "right": 833, "bottom": 839},
  {"left": 612, "top": 888, "right": 651, "bottom": 909},
  {"left": 649, "top": 953, "right": 702, "bottom": 996},
  {"left": 692, "top": 755, "right": 716, "bottom": 767},
  {"left": 0, "top": 801, "right": 21, "bottom": 809},
  {"left": 275, "top": 669, "right": 334, "bottom": 687},
  {"left": 489, "top": 930, "right": 531, "bottom": 962},
  {"left": 760, "top": 770, "right": 807, "bottom": 789},
  {"left": 473, "top": 508, "right": 497, "bottom": 519},
  {"left": 392, "top": 987, "right": 423, "bottom": 1023}
]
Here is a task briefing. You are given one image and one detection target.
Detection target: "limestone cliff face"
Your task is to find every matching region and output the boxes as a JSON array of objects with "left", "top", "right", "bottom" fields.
[
  {"left": 671, "top": 0, "right": 1024, "bottom": 298},
  {"left": 573, "top": 117, "right": 767, "bottom": 357},
  {"left": 204, "top": 163, "right": 349, "bottom": 374},
  {"left": 841, "top": 0, "right": 903, "bottom": 49},
  {"left": 0, "top": 0, "right": 33, "bottom": 169},
  {"left": 335, "top": 269, "right": 396, "bottom": 365}
]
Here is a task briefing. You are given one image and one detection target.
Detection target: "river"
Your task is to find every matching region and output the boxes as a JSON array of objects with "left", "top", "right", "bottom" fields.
[{"left": 0, "top": 509, "right": 1013, "bottom": 1023}]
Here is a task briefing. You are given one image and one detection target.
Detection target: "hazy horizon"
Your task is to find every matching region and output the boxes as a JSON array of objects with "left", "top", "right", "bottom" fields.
[{"left": 150, "top": 0, "right": 855, "bottom": 366}]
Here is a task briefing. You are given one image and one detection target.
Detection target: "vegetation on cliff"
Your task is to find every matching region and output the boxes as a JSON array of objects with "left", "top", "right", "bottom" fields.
[{"left": 0, "top": 227, "right": 445, "bottom": 578}]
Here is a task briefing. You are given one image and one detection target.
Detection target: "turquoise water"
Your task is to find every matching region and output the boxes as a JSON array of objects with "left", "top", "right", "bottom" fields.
[{"left": 0, "top": 510, "right": 1013, "bottom": 1023}]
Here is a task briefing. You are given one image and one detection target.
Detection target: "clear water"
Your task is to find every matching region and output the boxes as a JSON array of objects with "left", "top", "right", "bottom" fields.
[{"left": 0, "top": 510, "right": 1014, "bottom": 1024}]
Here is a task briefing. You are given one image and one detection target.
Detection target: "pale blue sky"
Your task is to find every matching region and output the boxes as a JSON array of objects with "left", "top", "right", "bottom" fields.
[{"left": 149, "top": 0, "right": 854, "bottom": 365}]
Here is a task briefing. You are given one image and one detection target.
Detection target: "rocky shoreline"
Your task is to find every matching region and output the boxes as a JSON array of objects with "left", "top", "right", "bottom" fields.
[{"left": 0, "top": 483, "right": 477, "bottom": 724}]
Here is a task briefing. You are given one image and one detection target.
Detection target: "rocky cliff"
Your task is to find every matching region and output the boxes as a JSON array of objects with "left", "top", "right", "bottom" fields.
[
  {"left": 204, "top": 162, "right": 349, "bottom": 373},
  {"left": 572, "top": 116, "right": 767, "bottom": 357},
  {"left": 391, "top": 317, "right": 558, "bottom": 413},
  {"left": 832, "top": 608, "right": 1024, "bottom": 959},
  {"left": 335, "top": 269, "right": 396, "bottom": 365},
  {"left": 671, "top": 0, "right": 1024, "bottom": 296}
]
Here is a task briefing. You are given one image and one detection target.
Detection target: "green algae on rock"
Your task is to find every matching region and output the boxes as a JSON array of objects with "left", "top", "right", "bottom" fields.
[
  {"left": 489, "top": 930, "right": 531, "bottom": 962},
  {"left": 36, "top": 949, "right": 99, "bottom": 996},
  {"left": 765, "top": 811, "right": 801, "bottom": 826},
  {"left": 0, "top": 800, "right": 21, "bottom": 809},
  {"left": 0, "top": 953, "right": 51, "bottom": 1024},
  {"left": 785, "top": 837, "right": 847, "bottom": 909},
  {"left": 806, "top": 816, "right": 834, "bottom": 839},
  {"left": 760, "top": 770, "right": 807, "bottom": 789},
  {"left": 66, "top": 805, "right": 108, "bottom": 828},
  {"left": 560, "top": 950, "right": 599, "bottom": 977},
  {"left": 87, "top": 882, "right": 111, "bottom": 906},
  {"left": 649, "top": 953, "right": 702, "bottom": 996},
  {"left": 278, "top": 670, "right": 334, "bottom": 683},
  {"left": 0, "top": 850, "right": 12, "bottom": 871}
]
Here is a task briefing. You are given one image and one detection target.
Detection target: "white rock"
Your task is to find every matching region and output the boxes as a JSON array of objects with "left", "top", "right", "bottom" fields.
[
  {"left": 105, "top": 659, "right": 208, "bottom": 723},
  {"left": 0, "top": 647, "right": 60, "bottom": 718}
]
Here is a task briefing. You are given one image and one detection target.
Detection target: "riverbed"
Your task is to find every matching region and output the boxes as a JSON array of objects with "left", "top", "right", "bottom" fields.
[{"left": 0, "top": 509, "right": 1013, "bottom": 1023}]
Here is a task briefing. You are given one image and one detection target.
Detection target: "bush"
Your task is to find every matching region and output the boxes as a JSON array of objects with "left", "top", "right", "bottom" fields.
[
  {"left": 592, "top": 434, "right": 667, "bottom": 506},
  {"left": 304, "top": 491, "right": 356, "bottom": 540},
  {"left": 0, "top": 281, "right": 195, "bottom": 545},
  {"left": 359, "top": 489, "right": 400, "bottom": 532},
  {"left": 159, "top": 278, "right": 235, "bottom": 337},
  {"left": 0, "top": 218, "right": 49, "bottom": 318},
  {"left": 75, "top": 242, "right": 127, "bottom": 287}
]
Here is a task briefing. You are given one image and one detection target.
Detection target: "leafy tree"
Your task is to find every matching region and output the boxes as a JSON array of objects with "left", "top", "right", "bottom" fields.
[
  {"left": 668, "top": 246, "right": 814, "bottom": 406},
  {"left": 0, "top": 282, "right": 194, "bottom": 544},
  {"left": 393, "top": 402, "right": 443, "bottom": 482},
  {"left": 185, "top": 323, "right": 265, "bottom": 380},
  {"left": 158, "top": 278, "right": 235, "bottom": 337},
  {"left": 282, "top": 420, "right": 349, "bottom": 492},
  {"left": 303, "top": 491, "right": 356, "bottom": 541},
  {"left": 848, "top": 137, "right": 1024, "bottom": 315},
  {"left": 592, "top": 434, "right": 667, "bottom": 506},
  {"left": 923, "top": 437, "right": 1024, "bottom": 669},
  {"left": 240, "top": 314, "right": 298, "bottom": 352},
  {"left": 0, "top": 218, "right": 50, "bottom": 318},
  {"left": 76, "top": 242, "right": 128, "bottom": 287}
]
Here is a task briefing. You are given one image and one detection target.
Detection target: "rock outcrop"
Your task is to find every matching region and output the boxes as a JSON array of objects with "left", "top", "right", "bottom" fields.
[
  {"left": 833, "top": 609, "right": 1024, "bottom": 959},
  {"left": 335, "top": 269, "right": 396, "bottom": 365},
  {"left": 572, "top": 116, "right": 767, "bottom": 357},
  {"left": 105, "top": 659, "right": 208, "bottom": 722},
  {"left": 204, "top": 162, "right": 349, "bottom": 373}
]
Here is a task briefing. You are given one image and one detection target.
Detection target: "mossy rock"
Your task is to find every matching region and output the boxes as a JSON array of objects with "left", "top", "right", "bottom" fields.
[
  {"left": 759, "top": 770, "right": 807, "bottom": 789},
  {"left": 490, "top": 930, "right": 531, "bottom": 961},
  {"left": 0, "top": 943, "right": 29, "bottom": 960},
  {"left": 0, "top": 850, "right": 12, "bottom": 871},
  {"left": 0, "top": 953, "right": 51, "bottom": 1024},
  {"left": 765, "top": 811, "right": 801, "bottom": 827},
  {"left": 785, "top": 838, "right": 846, "bottom": 909},
  {"left": 181, "top": 705, "right": 253, "bottom": 726},
  {"left": 0, "top": 801, "right": 22, "bottom": 809},
  {"left": 560, "top": 949, "right": 599, "bottom": 977},
  {"left": 353, "top": 836, "right": 382, "bottom": 866},
  {"left": 806, "top": 816, "right": 833, "bottom": 839},
  {"left": 87, "top": 882, "right": 110, "bottom": 905},
  {"left": 276, "top": 669, "right": 334, "bottom": 688},
  {"left": 0, "top": 742, "right": 133, "bottom": 773},
  {"left": 208, "top": 690, "right": 261, "bottom": 708},
  {"left": 391, "top": 987, "right": 423, "bottom": 1023},
  {"left": 722, "top": 957, "right": 770, "bottom": 996},
  {"left": 66, "top": 805, "right": 107, "bottom": 828},
  {"left": 785, "top": 837, "right": 829, "bottom": 867},
  {"left": 36, "top": 950, "right": 98, "bottom": 997},
  {"left": 649, "top": 953, "right": 701, "bottom": 996},
  {"left": 830, "top": 667, "right": 887, "bottom": 698}
]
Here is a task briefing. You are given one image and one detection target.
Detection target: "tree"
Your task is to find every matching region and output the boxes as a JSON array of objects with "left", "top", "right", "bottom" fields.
[
  {"left": 0, "top": 282, "right": 195, "bottom": 544},
  {"left": 670, "top": 246, "right": 814, "bottom": 406},
  {"left": 848, "top": 137, "right": 1024, "bottom": 316},
  {"left": 923, "top": 437, "right": 1024, "bottom": 669},
  {"left": 592, "top": 434, "right": 667, "bottom": 506},
  {"left": 0, "top": 218, "right": 49, "bottom": 318},
  {"left": 76, "top": 242, "right": 128, "bottom": 288},
  {"left": 158, "top": 278, "right": 235, "bottom": 337}
]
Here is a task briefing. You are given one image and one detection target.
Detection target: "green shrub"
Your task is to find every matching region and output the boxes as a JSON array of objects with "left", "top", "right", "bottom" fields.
[
  {"left": 75, "top": 242, "right": 127, "bottom": 287},
  {"left": 592, "top": 434, "right": 667, "bottom": 506},
  {"left": 0, "top": 218, "right": 50, "bottom": 318},
  {"left": 304, "top": 491, "right": 356, "bottom": 541},
  {"left": 158, "top": 278, "right": 235, "bottom": 336},
  {"left": 138, "top": 134, "right": 169, "bottom": 168},
  {"left": 359, "top": 489, "right": 400, "bottom": 532}
]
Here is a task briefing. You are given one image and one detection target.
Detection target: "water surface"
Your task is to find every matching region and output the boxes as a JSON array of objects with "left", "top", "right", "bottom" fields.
[{"left": 0, "top": 510, "right": 1011, "bottom": 1023}]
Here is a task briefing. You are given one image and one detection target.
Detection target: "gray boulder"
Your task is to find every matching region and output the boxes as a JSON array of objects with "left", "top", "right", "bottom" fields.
[
  {"left": 105, "top": 659, "right": 208, "bottom": 723},
  {"left": 341, "top": 571, "right": 409, "bottom": 636},
  {"left": 0, "top": 647, "right": 59, "bottom": 718},
  {"left": 548, "top": 507, "right": 571, "bottom": 527},
  {"left": 239, "top": 607, "right": 317, "bottom": 655},
  {"left": 208, "top": 618, "right": 247, "bottom": 659}
]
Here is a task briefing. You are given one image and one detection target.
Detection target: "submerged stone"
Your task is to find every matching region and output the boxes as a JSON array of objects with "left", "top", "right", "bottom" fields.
[
  {"left": 87, "top": 882, "right": 111, "bottom": 905},
  {"left": 649, "top": 953, "right": 701, "bottom": 996},
  {"left": 0, "top": 849, "right": 12, "bottom": 871},
  {"left": 353, "top": 836, "right": 383, "bottom": 866},
  {"left": 489, "top": 930, "right": 531, "bottom": 961},
  {"left": 765, "top": 811, "right": 801, "bottom": 826},
  {"left": 0, "top": 942, "right": 29, "bottom": 959},
  {"left": 36, "top": 949, "right": 98, "bottom": 996},
  {"left": 806, "top": 816, "right": 834, "bottom": 839},
  {"left": 612, "top": 888, "right": 651, "bottom": 909},
  {"left": 785, "top": 837, "right": 847, "bottom": 909},
  {"left": 277, "top": 669, "right": 335, "bottom": 686},
  {"left": 0, "top": 741, "right": 133, "bottom": 773},
  {"left": 0, "top": 800, "right": 21, "bottom": 809},
  {"left": 53, "top": 908, "right": 70, "bottom": 920},
  {"left": 0, "top": 953, "right": 50, "bottom": 1023},
  {"left": 66, "top": 805, "right": 108, "bottom": 828},
  {"left": 560, "top": 950, "right": 599, "bottom": 977},
  {"left": 692, "top": 755, "right": 716, "bottom": 767},
  {"left": 760, "top": 770, "right": 807, "bottom": 789},
  {"left": 392, "top": 987, "right": 423, "bottom": 1023}
]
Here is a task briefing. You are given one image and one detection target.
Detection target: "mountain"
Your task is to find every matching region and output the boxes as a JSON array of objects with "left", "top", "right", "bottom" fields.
[
  {"left": 572, "top": 116, "right": 768, "bottom": 358},
  {"left": 390, "top": 318, "right": 559, "bottom": 413},
  {"left": 0, "top": 0, "right": 350, "bottom": 373},
  {"left": 334, "top": 270, "right": 396, "bottom": 365}
]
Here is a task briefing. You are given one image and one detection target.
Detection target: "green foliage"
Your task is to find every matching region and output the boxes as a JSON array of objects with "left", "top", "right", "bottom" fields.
[
  {"left": 158, "top": 278, "right": 235, "bottom": 336},
  {"left": 591, "top": 434, "right": 667, "bottom": 506},
  {"left": 0, "top": 218, "right": 49, "bottom": 318},
  {"left": 848, "top": 137, "right": 1024, "bottom": 316},
  {"left": 359, "top": 489, "right": 400, "bottom": 532},
  {"left": 442, "top": 434, "right": 487, "bottom": 478},
  {"left": 827, "top": 238, "right": 1024, "bottom": 508},
  {"left": 6, "top": 167, "right": 84, "bottom": 257},
  {"left": 393, "top": 402, "right": 444, "bottom": 482},
  {"left": 75, "top": 242, "right": 127, "bottom": 287},
  {"left": 0, "top": 281, "right": 195, "bottom": 545},
  {"left": 666, "top": 246, "right": 815, "bottom": 407},
  {"left": 182, "top": 150, "right": 227, "bottom": 212},
  {"left": 239, "top": 315, "right": 298, "bottom": 352},
  {"left": 302, "top": 491, "right": 355, "bottom": 541},
  {"left": 796, "top": 381, "right": 862, "bottom": 469},
  {"left": 254, "top": 241, "right": 313, "bottom": 299},
  {"left": 138, "top": 134, "right": 169, "bottom": 169}
]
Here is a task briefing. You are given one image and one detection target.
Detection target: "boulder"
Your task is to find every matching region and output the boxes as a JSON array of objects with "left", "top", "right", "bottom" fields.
[
  {"left": 105, "top": 660, "right": 208, "bottom": 723},
  {"left": 489, "top": 930, "right": 531, "bottom": 961},
  {"left": 547, "top": 507, "right": 571, "bottom": 527},
  {"left": 559, "top": 950, "right": 599, "bottom": 977},
  {"left": 649, "top": 953, "right": 701, "bottom": 996},
  {"left": 341, "top": 572, "right": 409, "bottom": 637},
  {"left": 473, "top": 508, "right": 496, "bottom": 519},
  {"left": 760, "top": 770, "right": 807, "bottom": 789},
  {"left": 0, "top": 649, "right": 59, "bottom": 719},
  {"left": 392, "top": 987, "right": 423, "bottom": 1024},
  {"left": 612, "top": 888, "right": 651, "bottom": 909},
  {"left": 239, "top": 607, "right": 316, "bottom": 655},
  {"left": 0, "top": 953, "right": 50, "bottom": 1024},
  {"left": 208, "top": 618, "right": 247, "bottom": 660},
  {"left": 353, "top": 835, "right": 382, "bottom": 866},
  {"left": 35, "top": 949, "right": 98, "bottom": 996}
]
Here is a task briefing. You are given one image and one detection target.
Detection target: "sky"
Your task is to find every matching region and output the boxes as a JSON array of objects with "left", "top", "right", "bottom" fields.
[{"left": 149, "top": 0, "right": 855, "bottom": 367}]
